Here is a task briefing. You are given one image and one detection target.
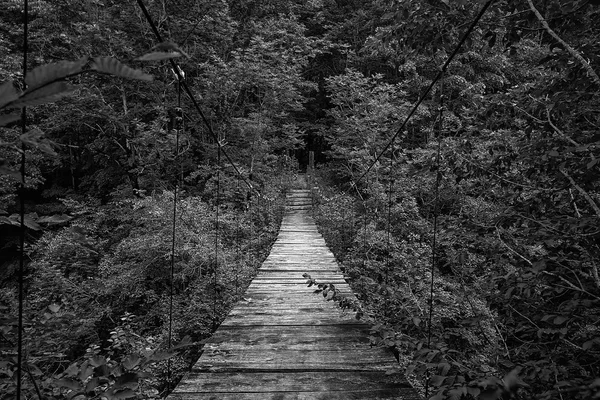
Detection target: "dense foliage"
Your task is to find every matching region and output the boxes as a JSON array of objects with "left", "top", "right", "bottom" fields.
[
  {"left": 309, "top": 0, "right": 600, "bottom": 399},
  {"left": 1, "top": 0, "right": 599, "bottom": 399}
]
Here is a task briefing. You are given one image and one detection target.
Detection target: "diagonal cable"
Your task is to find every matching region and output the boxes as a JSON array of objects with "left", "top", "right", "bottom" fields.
[
  {"left": 354, "top": 0, "right": 495, "bottom": 187},
  {"left": 135, "top": 0, "right": 259, "bottom": 195}
]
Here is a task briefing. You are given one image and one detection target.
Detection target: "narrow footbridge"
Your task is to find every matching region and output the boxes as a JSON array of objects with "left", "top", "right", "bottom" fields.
[{"left": 169, "top": 187, "right": 420, "bottom": 399}]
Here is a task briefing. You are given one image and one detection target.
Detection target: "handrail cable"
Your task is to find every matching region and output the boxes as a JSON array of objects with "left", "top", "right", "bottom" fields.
[
  {"left": 425, "top": 76, "right": 445, "bottom": 399},
  {"left": 135, "top": 0, "right": 259, "bottom": 196},
  {"left": 16, "top": 1, "right": 29, "bottom": 399},
  {"left": 353, "top": 0, "right": 494, "bottom": 188}
]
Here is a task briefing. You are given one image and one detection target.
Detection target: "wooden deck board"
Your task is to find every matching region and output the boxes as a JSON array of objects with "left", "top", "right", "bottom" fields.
[{"left": 168, "top": 188, "right": 420, "bottom": 399}]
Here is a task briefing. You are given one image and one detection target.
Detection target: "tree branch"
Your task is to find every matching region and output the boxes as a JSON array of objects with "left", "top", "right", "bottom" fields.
[
  {"left": 559, "top": 168, "right": 600, "bottom": 218},
  {"left": 547, "top": 110, "right": 580, "bottom": 147},
  {"left": 496, "top": 228, "right": 533, "bottom": 266},
  {"left": 541, "top": 270, "right": 600, "bottom": 301},
  {"left": 527, "top": 0, "right": 600, "bottom": 87}
]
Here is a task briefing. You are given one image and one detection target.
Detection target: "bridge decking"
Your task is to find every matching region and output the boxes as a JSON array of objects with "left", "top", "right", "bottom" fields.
[{"left": 169, "top": 188, "right": 420, "bottom": 399}]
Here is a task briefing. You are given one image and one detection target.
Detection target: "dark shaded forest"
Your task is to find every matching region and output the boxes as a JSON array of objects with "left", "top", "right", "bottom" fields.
[{"left": 1, "top": 0, "right": 599, "bottom": 399}]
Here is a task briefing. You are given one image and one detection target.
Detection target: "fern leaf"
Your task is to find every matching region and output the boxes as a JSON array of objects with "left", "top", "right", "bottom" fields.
[
  {"left": 135, "top": 51, "right": 183, "bottom": 62},
  {"left": 92, "top": 57, "right": 153, "bottom": 81},
  {"left": 0, "top": 113, "right": 21, "bottom": 126},
  {"left": 0, "top": 81, "right": 19, "bottom": 109},
  {"left": 10, "top": 81, "right": 74, "bottom": 109},
  {"left": 20, "top": 128, "right": 58, "bottom": 156},
  {"left": 25, "top": 57, "right": 88, "bottom": 91}
]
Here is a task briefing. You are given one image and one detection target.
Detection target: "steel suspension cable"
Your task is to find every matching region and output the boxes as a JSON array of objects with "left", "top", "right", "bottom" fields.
[
  {"left": 385, "top": 137, "right": 395, "bottom": 287},
  {"left": 249, "top": 192, "right": 256, "bottom": 271},
  {"left": 135, "top": 0, "right": 258, "bottom": 196},
  {"left": 345, "top": 173, "right": 370, "bottom": 269},
  {"left": 235, "top": 176, "right": 241, "bottom": 296},
  {"left": 212, "top": 144, "right": 221, "bottom": 330},
  {"left": 425, "top": 78, "right": 445, "bottom": 399},
  {"left": 16, "top": 1, "right": 29, "bottom": 399},
  {"left": 166, "top": 75, "right": 182, "bottom": 392},
  {"left": 354, "top": 0, "right": 494, "bottom": 188}
]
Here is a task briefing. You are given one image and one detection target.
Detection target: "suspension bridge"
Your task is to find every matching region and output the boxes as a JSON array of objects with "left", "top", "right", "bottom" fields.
[{"left": 168, "top": 176, "right": 421, "bottom": 399}]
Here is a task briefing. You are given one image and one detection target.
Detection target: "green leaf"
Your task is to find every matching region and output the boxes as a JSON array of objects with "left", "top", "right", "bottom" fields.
[
  {"left": 553, "top": 315, "right": 569, "bottom": 325},
  {"left": 0, "top": 113, "right": 20, "bottom": 126},
  {"left": 25, "top": 362, "right": 43, "bottom": 376},
  {"left": 20, "top": 129, "right": 58, "bottom": 156},
  {"left": 78, "top": 363, "right": 94, "bottom": 382},
  {"left": 122, "top": 354, "right": 141, "bottom": 370},
  {"left": 92, "top": 57, "right": 153, "bottom": 81},
  {"left": 55, "top": 378, "right": 82, "bottom": 391},
  {"left": 48, "top": 303, "right": 61, "bottom": 313},
  {"left": 89, "top": 355, "right": 107, "bottom": 367},
  {"left": 23, "top": 215, "right": 41, "bottom": 231},
  {"left": 114, "top": 372, "right": 140, "bottom": 390},
  {"left": 437, "top": 362, "right": 451, "bottom": 376},
  {"left": 467, "top": 386, "right": 481, "bottom": 397},
  {"left": 64, "top": 362, "right": 79, "bottom": 378},
  {"left": 25, "top": 57, "right": 88, "bottom": 91},
  {"left": 111, "top": 389, "right": 137, "bottom": 399},
  {"left": 429, "top": 392, "right": 445, "bottom": 400},
  {"left": 447, "top": 386, "right": 468, "bottom": 400},
  {"left": 10, "top": 81, "right": 75, "bottom": 109},
  {"left": 582, "top": 340, "right": 595, "bottom": 350},
  {"left": 172, "top": 335, "right": 193, "bottom": 350},
  {"left": 0, "top": 81, "right": 19, "bottom": 109},
  {"left": 135, "top": 51, "right": 184, "bottom": 62},
  {"left": 429, "top": 374, "right": 446, "bottom": 387},
  {"left": 85, "top": 377, "right": 100, "bottom": 394},
  {"left": 37, "top": 214, "right": 73, "bottom": 225},
  {"left": 146, "top": 350, "right": 174, "bottom": 362},
  {"left": 503, "top": 369, "right": 521, "bottom": 392}
]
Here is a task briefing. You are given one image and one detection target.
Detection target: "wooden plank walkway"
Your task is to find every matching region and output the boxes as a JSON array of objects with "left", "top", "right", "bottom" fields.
[{"left": 169, "top": 188, "right": 420, "bottom": 399}]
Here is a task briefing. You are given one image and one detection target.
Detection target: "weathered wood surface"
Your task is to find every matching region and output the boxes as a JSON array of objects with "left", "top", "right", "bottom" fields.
[{"left": 169, "top": 188, "right": 420, "bottom": 399}]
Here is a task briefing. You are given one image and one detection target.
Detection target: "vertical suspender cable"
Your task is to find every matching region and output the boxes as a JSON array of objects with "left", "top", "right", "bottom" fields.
[
  {"left": 249, "top": 191, "right": 255, "bottom": 270},
  {"left": 385, "top": 137, "right": 395, "bottom": 286},
  {"left": 384, "top": 137, "right": 396, "bottom": 319},
  {"left": 235, "top": 177, "right": 241, "bottom": 296},
  {"left": 353, "top": 0, "right": 494, "bottom": 186},
  {"left": 213, "top": 144, "right": 221, "bottom": 330},
  {"left": 135, "top": 0, "right": 257, "bottom": 197},
  {"left": 363, "top": 202, "right": 368, "bottom": 267},
  {"left": 425, "top": 77, "right": 444, "bottom": 399},
  {"left": 166, "top": 75, "right": 182, "bottom": 392},
  {"left": 17, "top": 1, "right": 29, "bottom": 399}
]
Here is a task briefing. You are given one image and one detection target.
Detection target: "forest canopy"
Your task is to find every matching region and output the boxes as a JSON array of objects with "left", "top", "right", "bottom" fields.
[{"left": 1, "top": 0, "right": 599, "bottom": 399}]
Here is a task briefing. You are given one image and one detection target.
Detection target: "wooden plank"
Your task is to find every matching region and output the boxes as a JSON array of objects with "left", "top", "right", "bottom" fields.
[
  {"left": 220, "top": 316, "right": 361, "bottom": 327},
  {"left": 194, "top": 348, "right": 396, "bottom": 371},
  {"left": 170, "top": 389, "right": 419, "bottom": 400},
  {"left": 167, "top": 187, "right": 419, "bottom": 400},
  {"left": 204, "top": 325, "right": 372, "bottom": 350},
  {"left": 227, "top": 307, "right": 354, "bottom": 318},
  {"left": 174, "top": 371, "right": 411, "bottom": 393}
]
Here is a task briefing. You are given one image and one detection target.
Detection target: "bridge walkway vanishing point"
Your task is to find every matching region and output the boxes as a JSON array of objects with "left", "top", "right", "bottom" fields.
[{"left": 169, "top": 186, "right": 421, "bottom": 399}]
